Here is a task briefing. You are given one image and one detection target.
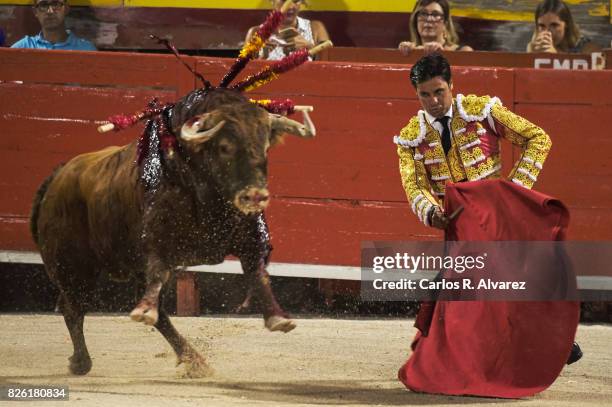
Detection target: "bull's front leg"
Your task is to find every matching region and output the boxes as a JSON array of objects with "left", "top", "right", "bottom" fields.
[
  {"left": 131, "top": 255, "right": 212, "bottom": 377},
  {"left": 239, "top": 214, "right": 296, "bottom": 333},
  {"left": 130, "top": 255, "right": 169, "bottom": 325}
]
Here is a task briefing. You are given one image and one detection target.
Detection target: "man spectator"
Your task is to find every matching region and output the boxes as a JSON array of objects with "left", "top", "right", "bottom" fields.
[{"left": 11, "top": 0, "right": 96, "bottom": 51}]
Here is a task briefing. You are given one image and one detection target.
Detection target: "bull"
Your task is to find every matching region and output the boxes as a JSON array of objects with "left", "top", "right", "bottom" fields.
[{"left": 30, "top": 87, "right": 315, "bottom": 376}]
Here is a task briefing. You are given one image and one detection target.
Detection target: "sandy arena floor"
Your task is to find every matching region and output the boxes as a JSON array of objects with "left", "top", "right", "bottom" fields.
[{"left": 0, "top": 314, "right": 610, "bottom": 406}]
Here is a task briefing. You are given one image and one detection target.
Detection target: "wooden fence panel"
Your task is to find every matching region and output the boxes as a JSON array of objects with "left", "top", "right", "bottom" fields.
[{"left": 1, "top": 49, "right": 611, "bottom": 261}]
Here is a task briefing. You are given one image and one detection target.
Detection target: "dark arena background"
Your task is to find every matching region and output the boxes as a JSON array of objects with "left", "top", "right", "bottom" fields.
[{"left": 1, "top": 1, "right": 611, "bottom": 405}]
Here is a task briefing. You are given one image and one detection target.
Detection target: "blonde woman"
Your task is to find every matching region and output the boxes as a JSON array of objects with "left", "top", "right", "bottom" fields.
[
  {"left": 527, "top": 0, "right": 600, "bottom": 53},
  {"left": 245, "top": 0, "right": 330, "bottom": 60},
  {"left": 398, "top": 0, "right": 472, "bottom": 55}
]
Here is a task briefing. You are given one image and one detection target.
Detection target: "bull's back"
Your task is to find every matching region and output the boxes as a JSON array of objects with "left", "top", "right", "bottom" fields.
[{"left": 35, "top": 143, "right": 143, "bottom": 269}]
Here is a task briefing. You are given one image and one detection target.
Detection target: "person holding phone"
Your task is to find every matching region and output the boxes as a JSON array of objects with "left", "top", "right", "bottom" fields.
[
  {"left": 244, "top": 0, "right": 330, "bottom": 60},
  {"left": 527, "top": 0, "right": 600, "bottom": 53}
]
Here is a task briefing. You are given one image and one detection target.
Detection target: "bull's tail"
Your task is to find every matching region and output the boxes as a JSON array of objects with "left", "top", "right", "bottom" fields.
[{"left": 30, "top": 165, "right": 64, "bottom": 246}]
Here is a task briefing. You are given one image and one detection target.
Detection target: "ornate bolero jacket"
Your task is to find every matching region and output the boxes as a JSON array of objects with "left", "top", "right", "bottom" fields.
[{"left": 394, "top": 94, "right": 552, "bottom": 226}]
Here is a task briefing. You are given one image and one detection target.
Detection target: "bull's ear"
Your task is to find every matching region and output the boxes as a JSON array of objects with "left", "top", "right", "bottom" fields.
[
  {"left": 180, "top": 113, "right": 226, "bottom": 145},
  {"left": 268, "top": 109, "right": 316, "bottom": 140}
]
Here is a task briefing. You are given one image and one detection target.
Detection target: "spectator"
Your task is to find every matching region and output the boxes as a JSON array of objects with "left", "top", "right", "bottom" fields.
[
  {"left": 527, "top": 0, "right": 600, "bottom": 53},
  {"left": 11, "top": 0, "right": 96, "bottom": 51},
  {"left": 398, "top": 0, "right": 472, "bottom": 55},
  {"left": 245, "top": 0, "right": 330, "bottom": 60}
]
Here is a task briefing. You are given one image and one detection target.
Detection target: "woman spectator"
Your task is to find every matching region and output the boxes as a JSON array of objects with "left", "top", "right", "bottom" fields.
[
  {"left": 527, "top": 0, "right": 601, "bottom": 53},
  {"left": 398, "top": 0, "right": 472, "bottom": 55},
  {"left": 245, "top": 0, "right": 330, "bottom": 60}
]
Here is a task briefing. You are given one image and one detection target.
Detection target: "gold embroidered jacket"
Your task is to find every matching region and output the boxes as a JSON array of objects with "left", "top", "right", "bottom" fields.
[{"left": 395, "top": 94, "right": 551, "bottom": 226}]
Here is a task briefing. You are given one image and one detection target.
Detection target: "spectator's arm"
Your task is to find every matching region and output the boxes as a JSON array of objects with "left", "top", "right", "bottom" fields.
[
  {"left": 311, "top": 20, "right": 330, "bottom": 45},
  {"left": 305, "top": 21, "right": 330, "bottom": 60}
]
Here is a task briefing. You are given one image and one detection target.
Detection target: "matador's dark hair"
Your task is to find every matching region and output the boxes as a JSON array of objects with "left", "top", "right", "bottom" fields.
[{"left": 409, "top": 53, "right": 452, "bottom": 88}]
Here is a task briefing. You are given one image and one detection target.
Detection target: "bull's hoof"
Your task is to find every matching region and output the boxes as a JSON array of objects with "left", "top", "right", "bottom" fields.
[
  {"left": 177, "top": 351, "right": 214, "bottom": 379},
  {"left": 130, "top": 304, "right": 158, "bottom": 326},
  {"left": 265, "top": 315, "right": 296, "bottom": 333},
  {"left": 68, "top": 355, "right": 92, "bottom": 376}
]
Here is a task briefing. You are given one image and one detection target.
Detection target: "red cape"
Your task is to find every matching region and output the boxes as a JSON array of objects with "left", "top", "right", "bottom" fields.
[{"left": 398, "top": 179, "right": 580, "bottom": 398}]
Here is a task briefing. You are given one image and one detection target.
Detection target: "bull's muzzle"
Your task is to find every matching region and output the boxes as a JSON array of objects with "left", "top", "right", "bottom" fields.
[{"left": 234, "top": 187, "right": 270, "bottom": 214}]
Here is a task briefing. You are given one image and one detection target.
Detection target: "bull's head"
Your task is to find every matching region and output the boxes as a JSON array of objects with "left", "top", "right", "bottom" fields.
[{"left": 170, "top": 89, "right": 314, "bottom": 215}]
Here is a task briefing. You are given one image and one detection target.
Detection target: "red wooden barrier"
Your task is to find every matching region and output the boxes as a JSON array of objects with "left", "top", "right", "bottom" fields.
[
  {"left": 320, "top": 47, "right": 609, "bottom": 70},
  {"left": 1, "top": 49, "right": 611, "bottom": 313},
  {"left": 513, "top": 69, "right": 612, "bottom": 240}
]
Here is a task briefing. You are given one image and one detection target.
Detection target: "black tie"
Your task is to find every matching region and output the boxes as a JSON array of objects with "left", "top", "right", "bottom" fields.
[{"left": 436, "top": 116, "right": 452, "bottom": 156}]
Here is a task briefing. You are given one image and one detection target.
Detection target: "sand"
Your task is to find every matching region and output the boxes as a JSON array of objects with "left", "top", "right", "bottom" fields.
[{"left": 0, "top": 314, "right": 610, "bottom": 406}]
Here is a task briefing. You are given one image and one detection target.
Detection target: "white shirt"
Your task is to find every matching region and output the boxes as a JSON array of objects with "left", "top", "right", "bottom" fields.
[{"left": 424, "top": 105, "right": 453, "bottom": 138}]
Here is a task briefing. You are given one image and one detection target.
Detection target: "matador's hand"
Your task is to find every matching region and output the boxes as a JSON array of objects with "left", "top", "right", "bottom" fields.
[{"left": 430, "top": 207, "right": 449, "bottom": 230}]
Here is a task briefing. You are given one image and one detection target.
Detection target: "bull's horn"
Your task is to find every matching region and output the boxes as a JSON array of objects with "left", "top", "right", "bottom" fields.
[
  {"left": 181, "top": 118, "right": 226, "bottom": 143},
  {"left": 269, "top": 109, "right": 316, "bottom": 138}
]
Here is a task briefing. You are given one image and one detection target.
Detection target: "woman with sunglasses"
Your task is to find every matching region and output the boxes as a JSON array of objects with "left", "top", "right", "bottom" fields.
[
  {"left": 245, "top": 0, "right": 330, "bottom": 60},
  {"left": 398, "top": 0, "right": 472, "bottom": 55}
]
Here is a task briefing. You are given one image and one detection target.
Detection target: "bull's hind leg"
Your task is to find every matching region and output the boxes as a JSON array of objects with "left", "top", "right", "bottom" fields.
[
  {"left": 63, "top": 300, "right": 92, "bottom": 375},
  {"left": 155, "top": 310, "right": 213, "bottom": 378},
  {"left": 46, "top": 254, "right": 97, "bottom": 375},
  {"left": 55, "top": 271, "right": 96, "bottom": 376}
]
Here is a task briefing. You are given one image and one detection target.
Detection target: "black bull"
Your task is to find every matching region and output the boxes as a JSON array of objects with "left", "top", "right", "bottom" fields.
[{"left": 30, "top": 88, "right": 315, "bottom": 376}]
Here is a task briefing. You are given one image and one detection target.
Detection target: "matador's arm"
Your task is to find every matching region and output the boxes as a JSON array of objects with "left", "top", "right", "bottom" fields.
[
  {"left": 489, "top": 103, "right": 552, "bottom": 189},
  {"left": 398, "top": 145, "right": 440, "bottom": 226}
]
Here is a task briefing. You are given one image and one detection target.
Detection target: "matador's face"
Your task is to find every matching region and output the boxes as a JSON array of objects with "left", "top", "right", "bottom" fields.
[{"left": 415, "top": 76, "right": 453, "bottom": 119}]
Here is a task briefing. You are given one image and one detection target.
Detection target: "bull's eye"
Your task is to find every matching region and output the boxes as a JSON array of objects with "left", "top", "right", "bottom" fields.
[{"left": 218, "top": 139, "right": 236, "bottom": 157}]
